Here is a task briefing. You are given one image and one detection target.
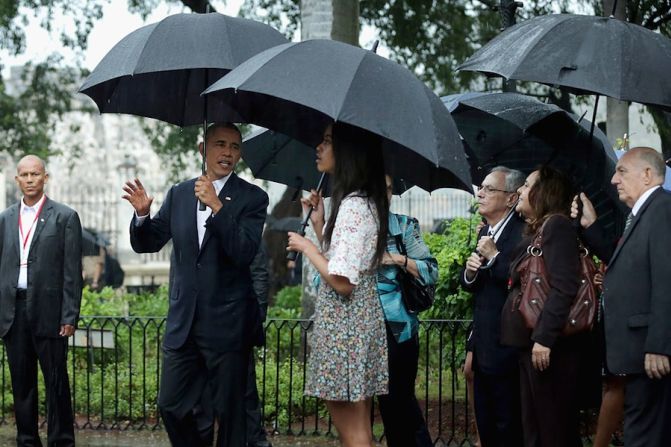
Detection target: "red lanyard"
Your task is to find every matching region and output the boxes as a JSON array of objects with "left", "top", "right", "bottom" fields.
[{"left": 18, "top": 197, "right": 46, "bottom": 252}]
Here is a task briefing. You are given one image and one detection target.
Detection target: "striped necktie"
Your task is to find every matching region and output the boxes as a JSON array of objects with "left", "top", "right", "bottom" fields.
[{"left": 624, "top": 212, "right": 634, "bottom": 233}]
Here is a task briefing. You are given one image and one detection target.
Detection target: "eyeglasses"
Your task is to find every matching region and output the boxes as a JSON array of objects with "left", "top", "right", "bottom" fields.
[{"left": 477, "top": 185, "right": 514, "bottom": 195}]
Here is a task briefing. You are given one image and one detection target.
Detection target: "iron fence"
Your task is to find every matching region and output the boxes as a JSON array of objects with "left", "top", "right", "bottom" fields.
[{"left": 0, "top": 317, "right": 478, "bottom": 445}]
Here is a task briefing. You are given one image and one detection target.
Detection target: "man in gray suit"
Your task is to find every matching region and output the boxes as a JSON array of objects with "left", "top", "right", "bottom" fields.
[
  {"left": 573, "top": 147, "right": 671, "bottom": 447},
  {"left": 0, "top": 155, "right": 82, "bottom": 446}
]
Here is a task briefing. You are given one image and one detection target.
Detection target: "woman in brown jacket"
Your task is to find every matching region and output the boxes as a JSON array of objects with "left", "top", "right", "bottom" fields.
[{"left": 501, "top": 166, "right": 583, "bottom": 447}]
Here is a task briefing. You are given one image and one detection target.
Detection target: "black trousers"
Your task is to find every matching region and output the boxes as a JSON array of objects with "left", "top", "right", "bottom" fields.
[
  {"left": 622, "top": 373, "right": 671, "bottom": 447},
  {"left": 473, "top": 357, "right": 522, "bottom": 447},
  {"left": 159, "top": 333, "right": 249, "bottom": 447},
  {"left": 518, "top": 346, "right": 582, "bottom": 447},
  {"left": 3, "top": 299, "right": 74, "bottom": 447},
  {"left": 377, "top": 325, "right": 432, "bottom": 447},
  {"left": 195, "top": 351, "right": 268, "bottom": 446}
]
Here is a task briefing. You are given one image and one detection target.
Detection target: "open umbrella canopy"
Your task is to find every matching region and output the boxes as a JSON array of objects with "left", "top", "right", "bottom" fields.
[
  {"left": 444, "top": 92, "right": 625, "bottom": 236},
  {"left": 242, "top": 128, "right": 321, "bottom": 192},
  {"left": 79, "top": 12, "right": 288, "bottom": 126},
  {"left": 82, "top": 228, "right": 109, "bottom": 256},
  {"left": 203, "top": 39, "right": 472, "bottom": 193},
  {"left": 458, "top": 14, "right": 671, "bottom": 109},
  {"left": 242, "top": 128, "right": 413, "bottom": 195},
  {"left": 266, "top": 216, "right": 303, "bottom": 233}
]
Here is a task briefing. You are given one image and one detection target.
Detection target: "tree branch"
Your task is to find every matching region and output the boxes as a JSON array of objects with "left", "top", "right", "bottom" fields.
[{"left": 645, "top": 11, "right": 671, "bottom": 29}]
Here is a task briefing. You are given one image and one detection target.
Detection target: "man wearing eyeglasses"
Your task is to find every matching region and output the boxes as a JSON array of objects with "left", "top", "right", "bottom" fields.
[{"left": 460, "top": 166, "right": 525, "bottom": 447}]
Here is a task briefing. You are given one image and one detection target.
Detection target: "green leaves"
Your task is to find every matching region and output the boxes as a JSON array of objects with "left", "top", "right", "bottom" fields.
[{"left": 422, "top": 213, "right": 481, "bottom": 320}]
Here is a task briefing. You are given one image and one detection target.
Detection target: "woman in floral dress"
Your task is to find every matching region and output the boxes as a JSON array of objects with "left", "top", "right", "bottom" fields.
[{"left": 287, "top": 121, "right": 390, "bottom": 447}]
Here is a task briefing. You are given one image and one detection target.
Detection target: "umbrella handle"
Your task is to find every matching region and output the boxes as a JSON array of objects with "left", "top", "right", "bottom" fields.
[
  {"left": 287, "top": 172, "right": 327, "bottom": 261},
  {"left": 199, "top": 107, "right": 208, "bottom": 211}
]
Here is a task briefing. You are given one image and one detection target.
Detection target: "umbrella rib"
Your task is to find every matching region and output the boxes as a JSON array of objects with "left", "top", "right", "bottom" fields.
[
  {"left": 333, "top": 53, "right": 370, "bottom": 120},
  {"left": 422, "top": 87, "right": 442, "bottom": 167}
]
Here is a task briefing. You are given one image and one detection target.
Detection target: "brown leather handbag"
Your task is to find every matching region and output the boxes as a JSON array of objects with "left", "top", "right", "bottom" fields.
[{"left": 515, "top": 218, "right": 598, "bottom": 336}]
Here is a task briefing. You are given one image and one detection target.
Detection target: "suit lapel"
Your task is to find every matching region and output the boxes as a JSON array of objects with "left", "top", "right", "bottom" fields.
[
  {"left": 610, "top": 188, "right": 660, "bottom": 265},
  {"left": 496, "top": 214, "right": 516, "bottom": 246},
  {"left": 184, "top": 180, "right": 200, "bottom": 255},
  {"left": 30, "top": 198, "right": 52, "bottom": 246},
  {"left": 199, "top": 174, "right": 239, "bottom": 254},
  {"left": 7, "top": 204, "right": 20, "bottom": 261}
]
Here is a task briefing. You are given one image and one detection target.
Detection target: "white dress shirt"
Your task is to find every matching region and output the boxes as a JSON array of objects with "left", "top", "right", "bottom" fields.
[
  {"left": 631, "top": 185, "right": 660, "bottom": 217},
  {"left": 134, "top": 174, "right": 231, "bottom": 248},
  {"left": 17, "top": 194, "right": 47, "bottom": 289},
  {"left": 196, "top": 175, "right": 230, "bottom": 247}
]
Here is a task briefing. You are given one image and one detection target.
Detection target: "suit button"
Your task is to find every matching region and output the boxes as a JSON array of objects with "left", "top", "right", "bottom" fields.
[{"left": 197, "top": 263, "right": 201, "bottom": 269}]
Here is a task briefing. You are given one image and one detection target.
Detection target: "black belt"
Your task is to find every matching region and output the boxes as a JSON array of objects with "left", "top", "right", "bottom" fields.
[{"left": 16, "top": 289, "right": 27, "bottom": 300}]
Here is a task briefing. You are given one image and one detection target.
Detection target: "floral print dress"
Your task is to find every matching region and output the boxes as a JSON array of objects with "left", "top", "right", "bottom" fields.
[{"left": 305, "top": 194, "right": 389, "bottom": 401}]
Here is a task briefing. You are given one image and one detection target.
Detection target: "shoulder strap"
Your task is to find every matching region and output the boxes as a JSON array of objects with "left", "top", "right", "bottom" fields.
[{"left": 533, "top": 213, "right": 567, "bottom": 247}]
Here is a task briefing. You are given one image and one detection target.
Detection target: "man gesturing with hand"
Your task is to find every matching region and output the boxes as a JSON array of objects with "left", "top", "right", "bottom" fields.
[{"left": 123, "top": 122, "right": 268, "bottom": 447}]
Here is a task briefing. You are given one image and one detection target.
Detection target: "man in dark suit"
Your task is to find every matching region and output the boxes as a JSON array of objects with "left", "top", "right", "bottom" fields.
[
  {"left": 0, "top": 154, "right": 82, "bottom": 447},
  {"left": 461, "top": 166, "right": 525, "bottom": 447},
  {"left": 122, "top": 122, "right": 269, "bottom": 447},
  {"left": 195, "top": 244, "right": 273, "bottom": 447},
  {"left": 574, "top": 147, "right": 671, "bottom": 447}
]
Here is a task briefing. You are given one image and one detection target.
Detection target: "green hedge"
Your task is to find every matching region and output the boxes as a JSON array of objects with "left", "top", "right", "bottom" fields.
[{"left": 0, "top": 215, "right": 479, "bottom": 426}]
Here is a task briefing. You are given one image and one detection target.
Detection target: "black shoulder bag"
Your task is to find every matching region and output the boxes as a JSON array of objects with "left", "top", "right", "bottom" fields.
[{"left": 393, "top": 234, "right": 435, "bottom": 314}]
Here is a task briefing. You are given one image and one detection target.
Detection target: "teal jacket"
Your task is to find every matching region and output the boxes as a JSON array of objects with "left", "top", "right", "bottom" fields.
[{"left": 377, "top": 213, "right": 438, "bottom": 343}]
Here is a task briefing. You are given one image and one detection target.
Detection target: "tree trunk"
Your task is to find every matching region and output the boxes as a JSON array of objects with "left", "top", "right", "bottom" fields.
[
  {"left": 603, "top": 0, "right": 629, "bottom": 146},
  {"left": 300, "top": 0, "right": 359, "bottom": 44},
  {"left": 648, "top": 107, "right": 671, "bottom": 162}
]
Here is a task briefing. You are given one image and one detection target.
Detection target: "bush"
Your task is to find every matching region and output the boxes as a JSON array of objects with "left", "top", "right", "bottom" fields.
[{"left": 423, "top": 214, "right": 481, "bottom": 321}]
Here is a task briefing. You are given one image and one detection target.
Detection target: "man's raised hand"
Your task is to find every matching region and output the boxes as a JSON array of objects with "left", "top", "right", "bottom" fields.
[
  {"left": 570, "top": 192, "right": 597, "bottom": 229},
  {"left": 122, "top": 178, "right": 153, "bottom": 216}
]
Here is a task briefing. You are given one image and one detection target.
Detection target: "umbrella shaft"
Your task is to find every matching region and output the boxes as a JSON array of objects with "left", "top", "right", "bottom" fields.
[{"left": 287, "top": 173, "right": 327, "bottom": 261}]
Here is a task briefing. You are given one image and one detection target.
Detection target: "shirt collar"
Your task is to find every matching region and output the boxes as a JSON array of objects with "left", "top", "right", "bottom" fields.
[
  {"left": 21, "top": 194, "right": 46, "bottom": 214},
  {"left": 212, "top": 173, "right": 232, "bottom": 195},
  {"left": 632, "top": 185, "right": 660, "bottom": 216},
  {"left": 388, "top": 213, "right": 403, "bottom": 236},
  {"left": 487, "top": 208, "right": 514, "bottom": 241}
]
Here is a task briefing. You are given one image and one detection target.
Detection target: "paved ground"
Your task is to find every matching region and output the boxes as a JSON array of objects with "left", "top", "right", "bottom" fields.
[{"left": 0, "top": 426, "right": 350, "bottom": 446}]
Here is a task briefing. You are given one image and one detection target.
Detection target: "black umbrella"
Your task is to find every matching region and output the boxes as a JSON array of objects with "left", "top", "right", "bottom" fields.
[
  {"left": 242, "top": 128, "right": 413, "bottom": 196},
  {"left": 443, "top": 92, "right": 625, "bottom": 236},
  {"left": 82, "top": 228, "right": 109, "bottom": 256},
  {"left": 266, "top": 216, "right": 303, "bottom": 233},
  {"left": 202, "top": 39, "right": 472, "bottom": 193},
  {"left": 79, "top": 13, "right": 287, "bottom": 125},
  {"left": 242, "top": 128, "right": 322, "bottom": 192},
  {"left": 457, "top": 13, "right": 671, "bottom": 110},
  {"left": 79, "top": 12, "right": 287, "bottom": 209}
]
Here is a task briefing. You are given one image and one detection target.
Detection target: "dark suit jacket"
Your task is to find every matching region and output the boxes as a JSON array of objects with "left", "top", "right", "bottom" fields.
[
  {"left": 582, "top": 187, "right": 671, "bottom": 374},
  {"left": 501, "top": 215, "right": 581, "bottom": 349},
  {"left": 130, "top": 174, "right": 268, "bottom": 352},
  {"left": 250, "top": 244, "right": 270, "bottom": 321},
  {"left": 461, "top": 214, "right": 524, "bottom": 374},
  {"left": 0, "top": 197, "right": 83, "bottom": 338}
]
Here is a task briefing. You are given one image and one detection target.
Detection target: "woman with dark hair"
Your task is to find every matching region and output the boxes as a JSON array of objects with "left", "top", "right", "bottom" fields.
[
  {"left": 501, "top": 166, "right": 584, "bottom": 447},
  {"left": 287, "top": 121, "right": 389, "bottom": 447}
]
